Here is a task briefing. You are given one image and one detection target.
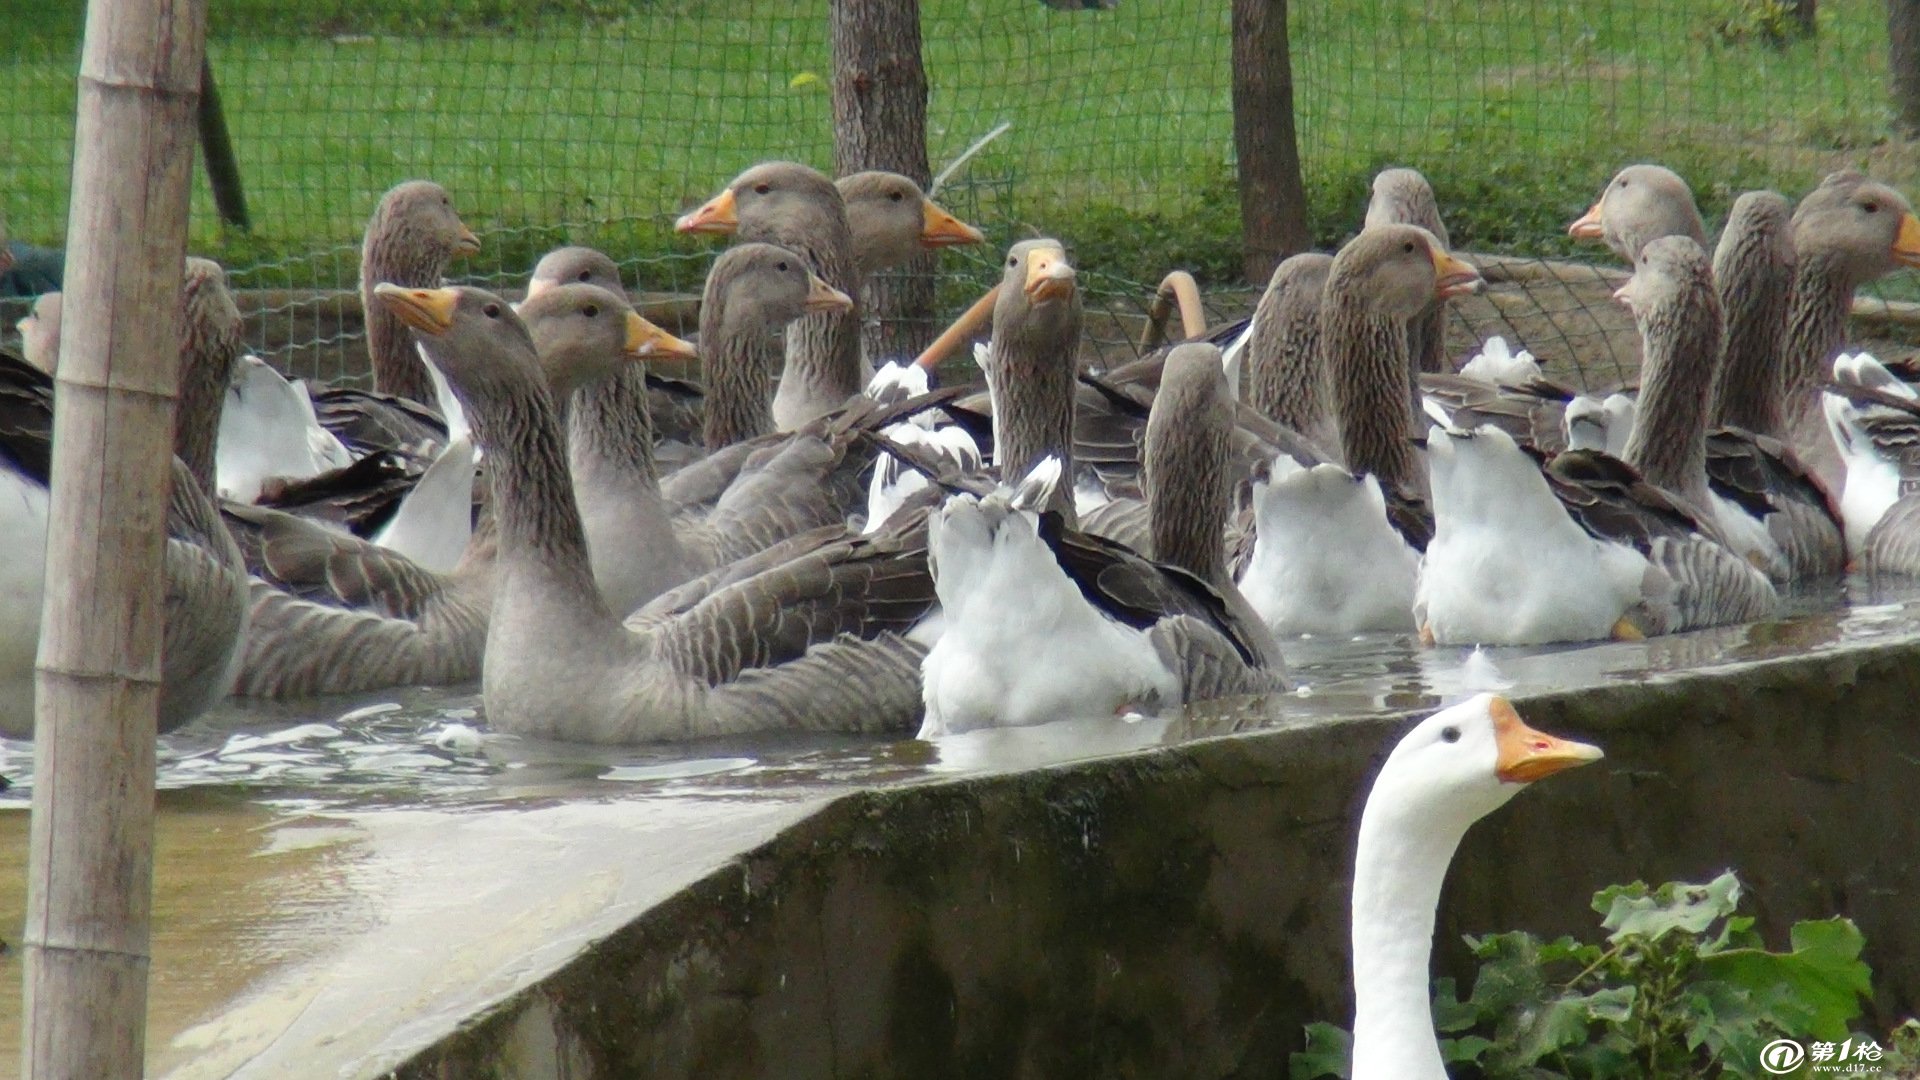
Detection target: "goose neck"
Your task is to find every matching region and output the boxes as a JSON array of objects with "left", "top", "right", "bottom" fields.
[
  {"left": 467, "top": 375, "right": 613, "bottom": 624},
  {"left": 1250, "top": 295, "right": 1326, "bottom": 436},
  {"left": 1145, "top": 402, "right": 1229, "bottom": 586},
  {"left": 569, "top": 366, "right": 659, "bottom": 487},
  {"left": 1781, "top": 251, "right": 1856, "bottom": 415},
  {"left": 990, "top": 308, "right": 1080, "bottom": 522},
  {"left": 1624, "top": 292, "right": 1719, "bottom": 504},
  {"left": 361, "top": 234, "right": 450, "bottom": 406},
  {"left": 1350, "top": 796, "right": 1470, "bottom": 1080},
  {"left": 1324, "top": 297, "right": 1418, "bottom": 495},
  {"left": 700, "top": 301, "right": 777, "bottom": 449}
]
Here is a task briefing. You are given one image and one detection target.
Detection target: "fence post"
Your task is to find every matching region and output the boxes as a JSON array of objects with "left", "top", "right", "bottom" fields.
[
  {"left": 21, "top": 0, "right": 205, "bottom": 1073},
  {"left": 199, "top": 56, "right": 251, "bottom": 232},
  {"left": 1893, "top": 0, "right": 1920, "bottom": 134},
  {"left": 1231, "top": 0, "right": 1312, "bottom": 284},
  {"left": 831, "top": 0, "right": 937, "bottom": 360}
]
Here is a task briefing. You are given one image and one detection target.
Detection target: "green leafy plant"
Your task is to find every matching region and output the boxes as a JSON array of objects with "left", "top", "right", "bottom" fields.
[
  {"left": 1290, "top": 872, "right": 1902, "bottom": 1080},
  {"left": 1704, "top": 0, "right": 1817, "bottom": 49}
]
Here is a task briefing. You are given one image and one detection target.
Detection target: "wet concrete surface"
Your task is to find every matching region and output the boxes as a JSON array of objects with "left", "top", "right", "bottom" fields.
[{"left": 0, "top": 577, "right": 1916, "bottom": 1075}]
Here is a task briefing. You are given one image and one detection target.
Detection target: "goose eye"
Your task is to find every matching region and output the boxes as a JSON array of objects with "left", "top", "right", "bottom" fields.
[
  {"left": 1008, "top": 256, "right": 1018, "bottom": 267},
  {"left": 1440, "top": 726, "right": 1461, "bottom": 744},
  {"left": 1865, "top": 201, "right": 1881, "bottom": 214},
  {"left": 754, "top": 182, "right": 771, "bottom": 195},
  {"left": 583, "top": 304, "right": 598, "bottom": 318},
  {"left": 1403, "top": 241, "right": 1416, "bottom": 253},
  {"left": 578, "top": 269, "right": 592, "bottom": 281},
  {"left": 483, "top": 303, "right": 501, "bottom": 319},
  {"left": 776, "top": 261, "right": 788, "bottom": 272},
  {"left": 889, "top": 190, "right": 904, "bottom": 202}
]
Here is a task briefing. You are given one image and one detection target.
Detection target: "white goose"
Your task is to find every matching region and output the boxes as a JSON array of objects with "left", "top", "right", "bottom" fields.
[
  {"left": 1821, "top": 352, "right": 1920, "bottom": 571},
  {"left": 1349, "top": 694, "right": 1603, "bottom": 1079}
]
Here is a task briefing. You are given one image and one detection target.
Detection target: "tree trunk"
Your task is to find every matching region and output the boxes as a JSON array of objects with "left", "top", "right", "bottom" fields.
[
  {"left": 1231, "top": 0, "right": 1312, "bottom": 284},
  {"left": 22, "top": 0, "right": 205, "bottom": 1074},
  {"left": 1893, "top": 0, "right": 1920, "bottom": 135},
  {"left": 832, "top": 0, "right": 937, "bottom": 361},
  {"left": 1792, "top": 0, "right": 1818, "bottom": 36}
]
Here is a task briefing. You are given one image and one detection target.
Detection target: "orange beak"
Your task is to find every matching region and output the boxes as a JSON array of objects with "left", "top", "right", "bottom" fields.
[
  {"left": 1893, "top": 212, "right": 1920, "bottom": 269},
  {"left": 1024, "top": 246, "right": 1077, "bottom": 304},
  {"left": 372, "top": 283, "right": 458, "bottom": 336},
  {"left": 624, "top": 311, "right": 698, "bottom": 362},
  {"left": 676, "top": 188, "right": 740, "bottom": 235},
  {"left": 1490, "top": 697, "right": 1604, "bottom": 784},
  {"left": 805, "top": 273, "right": 854, "bottom": 313},
  {"left": 453, "top": 223, "right": 481, "bottom": 258},
  {"left": 921, "top": 199, "right": 985, "bottom": 248},
  {"left": 1568, "top": 198, "right": 1605, "bottom": 240},
  {"left": 1430, "top": 246, "right": 1483, "bottom": 299}
]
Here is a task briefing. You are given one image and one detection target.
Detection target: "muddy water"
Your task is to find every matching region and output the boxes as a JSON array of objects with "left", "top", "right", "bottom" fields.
[{"left": 0, "top": 576, "right": 1915, "bottom": 1075}]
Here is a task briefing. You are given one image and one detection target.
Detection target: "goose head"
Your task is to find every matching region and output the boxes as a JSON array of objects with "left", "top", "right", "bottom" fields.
[
  {"left": 1613, "top": 234, "right": 1716, "bottom": 320},
  {"left": 1568, "top": 164, "right": 1706, "bottom": 264},
  {"left": 994, "top": 238, "right": 1081, "bottom": 338},
  {"left": 367, "top": 179, "right": 481, "bottom": 263},
  {"left": 15, "top": 292, "right": 60, "bottom": 374},
  {"left": 526, "top": 246, "right": 625, "bottom": 303},
  {"left": 373, "top": 284, "right": 543, "bottom": 417},
  {"left": 1330, "top": 225, "right": 1480, "bottom": 318},
  {"left": 838, "top": 170, "right": 985, "bottom": 274},
  {"left": 518, "top": 283, "right": 695, "bottom": 398},
  {"left": 705, "top": 241, "right": 853, "bottom": 331},
  {"left": 1366, "top": 692, "right": 1602, "bottom": 846},
  {"left": 677, "top": 160, "right": 843, "bottom": 238},
  {"left": 1792, "top": 170, "right": 1920, "bottom": 284},
  {"left": 1365, "top": 167, "right": 1449, "bottom": 246}
]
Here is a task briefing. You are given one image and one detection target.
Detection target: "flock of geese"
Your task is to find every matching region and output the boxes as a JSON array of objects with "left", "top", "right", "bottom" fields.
[{"left": 2, "top": 155, "right": 1915, "bottom": 1077}]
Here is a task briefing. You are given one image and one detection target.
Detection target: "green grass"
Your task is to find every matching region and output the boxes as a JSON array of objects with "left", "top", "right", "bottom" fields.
[{"left": 2, "top": 0, "right": 1916, "bottom": 292}]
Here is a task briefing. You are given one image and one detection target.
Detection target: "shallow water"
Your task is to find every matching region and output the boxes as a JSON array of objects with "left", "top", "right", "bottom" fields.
[
  {"left": 0, "top": 576, "right": 1912, "bottom": 813},
  {"left": 2, "top": 576, "right": 1917, "bottom": 1074}
]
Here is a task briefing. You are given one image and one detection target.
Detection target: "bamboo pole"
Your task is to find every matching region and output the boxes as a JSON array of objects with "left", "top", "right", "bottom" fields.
[{"left": 22, "top": 0, "right": 207, "bottom": 1073}]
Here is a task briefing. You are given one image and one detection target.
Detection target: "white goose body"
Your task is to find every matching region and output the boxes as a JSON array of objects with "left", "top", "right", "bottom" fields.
[
  {"left": 1240, "top": 460, "right": 1419, "bottom": 635},
  {"left": 1418, "top": 425, "right": 1649, "bottom": 645},
  {"left": 1822, "top": 352, "right": 1920, "bottom": 561},
  {"left": 0, "top": 466, "right": 51, "bottom": 725},
  {"left": 921, "top": 474, "right": 1179, "bottom": 737},
  {"left": 216, "top": 354, "right": 355, "bottom": 502},
  {"left": 1350, "top": 694, "right": 1603, "bottom": 1079}
]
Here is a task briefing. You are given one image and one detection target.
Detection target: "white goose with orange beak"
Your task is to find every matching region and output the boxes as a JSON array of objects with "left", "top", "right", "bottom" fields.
[{"left": 1350, "top": 694, "right": 1603, "bottom": 1080}]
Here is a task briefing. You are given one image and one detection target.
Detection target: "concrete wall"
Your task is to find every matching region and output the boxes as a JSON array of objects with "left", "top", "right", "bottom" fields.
[{"left": 393, "top": 634, "right": 1920, "bottom": 1079}]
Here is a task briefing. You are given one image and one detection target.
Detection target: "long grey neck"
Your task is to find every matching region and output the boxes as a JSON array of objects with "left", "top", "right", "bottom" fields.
[
  {"left": 748, "top": 219, "right": 863, "bottom": 426},
  {"left": 1349, "top": 798, "right": 1466, "bottom": 1080},
  {"left": 1780, "top": 251, "right": 1856, "bottom": 421},
  {"left": 990, "top": 308, "right": 1080, "bottom": 525},
  {"left": 1711, "top": 220, "right": 1793, "bottom": 435},
  {"left": 1407, "top": 301, "right": 1447, "bottom": 376},
  {"left": 361, "top": 239, "right": 449, "bottom": 406},
  {"left": 466, "top": 374, "right": 612, "bottom": 625},
  {"left": 1624, "top": 286, "right": 1721, "bottom": 507},
  {"left": 1325, "top": 299, "right": 1420, "bottom": 497},
  {"left": 569, "top": 366, "right": 659, "bottom": 494},
  {"left": 700, "top": 301, "right": 777, "bottom": 449},
  {"left": 1250, "top": 291, "right": 1326, "bottom": 436},
  {"left": 1145, "top": 387, "right": 1229, "bottom": 587},
  {"left": 174, "top": 334, "right": 236, "bottom": 501}
]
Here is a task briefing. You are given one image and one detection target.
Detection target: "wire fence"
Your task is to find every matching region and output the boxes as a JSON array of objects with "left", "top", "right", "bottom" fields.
[{"left": 2, "top": 0, "right": 1915, "bottom": 390}]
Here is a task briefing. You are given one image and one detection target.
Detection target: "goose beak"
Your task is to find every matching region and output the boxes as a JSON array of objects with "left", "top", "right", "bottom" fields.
[
  {"left": 1893, "top": 212, "right": 1920, "bottom": 268},
  {"left": 676, "top": 188, "right": 739, "bottom": 235},
  {"left": 1024, "top": 247, "right": 1077, "bottom": 304},
  {"left": 1568, "top": 199, "right": 1605, "bottom": 240},
  {"left": 1490, "top": 697, "right": 1604, "bottom": 784},
  {"left": 523, "top": 277, "right": 554, "bottom": 303},
  {"left": 625, "top": 311, "right": 698, "bottom": 362},
  {"left": 1611, "top": 275, "right": 1641, "bottom": 310},
  {"left": 1430, "top": 248, "right": 1483, "bottom": 299},
  {"left": 453, "top": 224, "right": 481, "bottom": 258},
  {"left": 804, "top": 273, "right": 854, "bottom": 313},
  {"left": 373, "top": 283, "right": 458, "bottom": 336},
  {"left": 921, "top": 199, "right": 986, "bottom": 248}
]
